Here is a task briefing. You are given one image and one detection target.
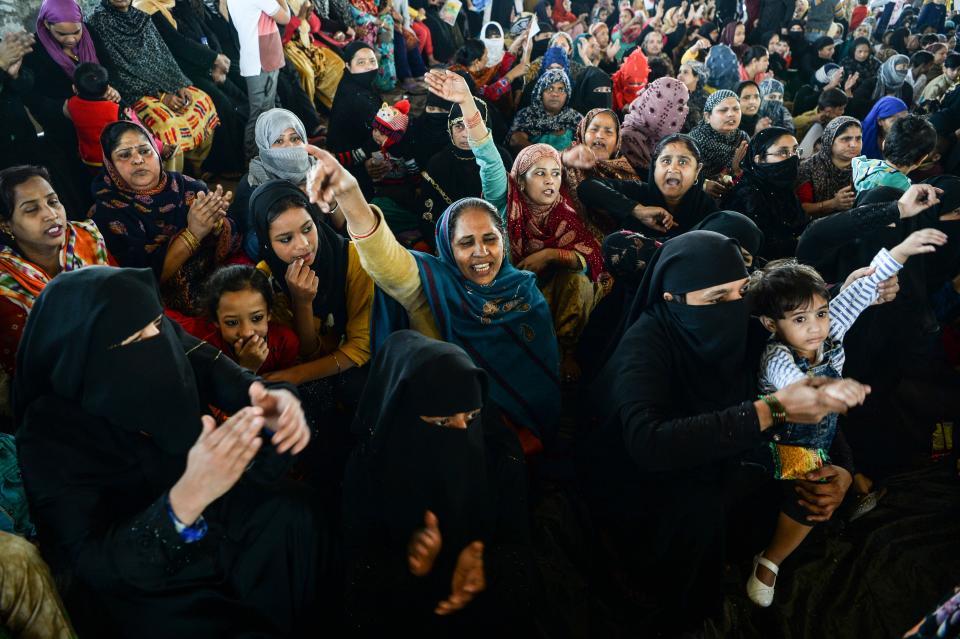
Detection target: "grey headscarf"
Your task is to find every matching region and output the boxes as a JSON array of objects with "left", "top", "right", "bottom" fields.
[
  {"left": 247, "top": 109, "right": 317, "bottom": 186},
  {"left": 874, "top": 54, "right": 910, "bottom": 99},
  {"left": 704, "top": 89, "right": 737, "bottom": 112},
  {"left": 759, "top": 78, "right": 784, "bottom": 99}
]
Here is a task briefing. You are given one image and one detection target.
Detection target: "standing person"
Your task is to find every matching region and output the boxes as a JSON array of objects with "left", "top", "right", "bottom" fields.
[
  {"left": 227, "top": 0, "right": 291, "bottom": 160},
  {"left": 13, "top": 267, "right": 317, "bottom": 638}
]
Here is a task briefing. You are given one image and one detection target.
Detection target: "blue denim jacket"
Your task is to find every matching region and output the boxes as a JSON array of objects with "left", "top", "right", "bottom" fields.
[{"left": 766, "top": 337, "right": 841, "bottom": 451}]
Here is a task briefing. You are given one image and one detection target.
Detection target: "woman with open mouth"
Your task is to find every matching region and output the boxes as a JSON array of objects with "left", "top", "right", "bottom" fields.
[
  {"left": 0, "top": 164, "right": 114, "bottom": 412},
  {"left": 92, "top": 120, "right": 238, "bottom": 315},
  {"left": 688, "top": 88, "right": 751, "bottom": 198},
  {"left": 303, "top": 69, "right": 562, "bottom": 453}
]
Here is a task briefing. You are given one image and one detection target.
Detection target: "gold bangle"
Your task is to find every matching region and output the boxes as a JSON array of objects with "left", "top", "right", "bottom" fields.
[
  {"left": 332, "top": 352, "right": 342, "bottom": 375},
  {"left": 179, "top": 228, "right": 200, "bottom": 253}
]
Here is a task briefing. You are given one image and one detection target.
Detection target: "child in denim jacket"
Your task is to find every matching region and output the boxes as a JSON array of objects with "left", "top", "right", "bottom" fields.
[{"left": 742, "top": 227, "right": 947, "bottom": 609}]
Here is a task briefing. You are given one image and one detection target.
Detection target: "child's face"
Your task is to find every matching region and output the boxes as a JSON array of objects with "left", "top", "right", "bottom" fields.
[
  {"left": 216, "top": 288, "right": 270, "bottom": 346},
  {"left": 372, "top": 129, "right": 387, "bottom": 146},
  {"left": 765, "top": 294, "right": 830, "bottom": 359}
]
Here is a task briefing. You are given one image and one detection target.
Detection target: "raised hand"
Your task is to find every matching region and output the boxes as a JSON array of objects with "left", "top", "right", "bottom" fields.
[
  {"left": 561, "top": 144, "right": 597, "bottom": 170},
  {"left": 891, "top": 228, "right": 948, "bottom": 263},
  {"left": 898, "top": 183, "right": 943, "bottom": 218},
  {"left": 168, "top": 408, "right": 265, "bottom": 524},
  {"left": 732, "top": 140, "right": 749, "bottom": 175},
  {"left": 303, "top": 145, "right": 360, "bottom": 211},
  {"left": 435, "top": 541, "right": 486, "bottom": 615},
  {"left": 408, "top": 510, "right": 443, "bottom": 577},
  {"left": 248, "top": 381, "right": 310, "bottom": 455},
  {"left": 424, "top": 69, "right": 473, "bottom": 105}
]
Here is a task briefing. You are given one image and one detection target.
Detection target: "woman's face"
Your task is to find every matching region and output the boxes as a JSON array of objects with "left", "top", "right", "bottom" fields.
[
  {"left": 45, "top": 21, "right": 82, "bottom": 49},
  {"left": 619, "top": 8, "right": 633, "bottom": 24},
  {"left": 880, "top": 110, "right": 907, "bottom": 133},
  {"left": 831, "top": 125, "right": 863, "bottom": 161},
  {"left": 107, "top": 0, "right": 132, "bottom": 10},
  {"left": 110, "top": 130, "right": 161, "bottom": 190},
  {"left": 734, "top": 24, "right": 745, "bottom": 46},
  {"left": 349, "top": 48, "right": 379, "bottom": 73},
  {"left": 706, "top": 97, "right": 742, "bottom": 134},
  {"left": 765, "top": 91, "right": 784, "bottom": 102},
  {"left": 819, "top": 43, "right": 836, "bottom": 59},
  {"left": 419, "top": 409, "right": 482, "bottom": 429},
  {"left": 471, "top": 45, "right": 487, "bottom": 72},
  {"left": 854, "top": 24, "right": 870, "bottom": 39},
  {"left": 756, "top": 134, "right": 799, "bottom": 164},
  {"left": 665, "top": 276, "right": 748, "bottom": 304},
  {"left": 541, "top": 81, "right": 568, "bottom": 114},
  {"left": 895, "top": 60, "right": 909, "bottom": 74},
  {"left": 855, "top": 43, "right": 871, "bottom": 62},
  {"left": 271, "top": 127, "right": 305, "bottom": 148},
  {"left": 268, "top": 207, "right": 319, "bottom": 266},
  {"left": 934, "top": 48, "right": 948, "bottom": 65},
  {"left": 1, "top": 177, "right": 67, "bottom": 256},
  {"left": 739, "top": 85, "right": 761, "bottom": 115},
  {"left": 767, "top": 34, "right": 780, "bottom": 51},
  {"left": 582, "top": 112, "right": 618, "bottom": 160},
  {"left": 678, "top": 64, "right": 698, "bottom": 92},
  {"left": 594, "top": 25, "right": 610, "bottom": 47},
  {"left": 451, "top": 121, "right": 470, "bottom": 150},
  {"left": 216, "top": 288, "right": 270, "bottom": 345},
  {"left": 451, "top": 207, "right": 504, "bottom": 286},
  {"left": 521, "top": 157, "right": 562, "bottom": 206},
  {"left": 749, "top": 55, "right": 770, "bottom": 73},
  {"left": 654, "top": 142, "right": 700, "bottom": 200}
]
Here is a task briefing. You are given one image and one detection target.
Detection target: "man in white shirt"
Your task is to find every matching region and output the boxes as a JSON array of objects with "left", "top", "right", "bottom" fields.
[{"left": 227, "top": 0, "right": 291, "bottom": 158}]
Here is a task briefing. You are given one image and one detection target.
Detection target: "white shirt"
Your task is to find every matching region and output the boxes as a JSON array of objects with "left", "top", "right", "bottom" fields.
[{"left": 227, "top": 0, "right": 287, "bottom": 77}]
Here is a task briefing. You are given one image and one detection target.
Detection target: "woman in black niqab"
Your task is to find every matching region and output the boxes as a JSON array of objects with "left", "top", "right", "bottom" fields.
[
  {"left": 579, "top": 231, "right": 769, "bottom": 634},
  {"left": 13, "top": 267, "right": 320, "bottom": 638},
  {"left": 343, "top": 330, "right": 533, "bottom": 637}
]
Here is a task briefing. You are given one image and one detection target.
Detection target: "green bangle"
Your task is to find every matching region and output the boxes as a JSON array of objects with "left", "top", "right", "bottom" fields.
[{"left": 760, "top": 394, "right": 787, "bottom": 426}]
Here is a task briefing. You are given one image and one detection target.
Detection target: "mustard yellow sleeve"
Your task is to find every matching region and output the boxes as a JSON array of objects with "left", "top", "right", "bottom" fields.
[
  {"left": 680, "top": 48, "right": 698, "bottom": 66},
  {"left": 339, "top": 243, "right": 374, "bottom": 367},
  {"left": 350, "top": 208, "right": 430, "bottom": 318}
]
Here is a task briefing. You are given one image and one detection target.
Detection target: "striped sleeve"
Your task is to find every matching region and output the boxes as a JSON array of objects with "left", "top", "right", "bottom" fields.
[
  {"left": 829, "top": 247, "right": 903, "bottom": 342},
  {"left": 760, "top": 342, "right": 807, "bottom": 391}
]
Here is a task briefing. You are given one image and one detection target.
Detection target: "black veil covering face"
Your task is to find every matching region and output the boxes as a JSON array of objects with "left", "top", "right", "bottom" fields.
[
  {"left": 14, "top": 266, "right": 201, "bottom": 455},
  {"left": 343, "top": 331, "right": 532, "bottom": 633}
]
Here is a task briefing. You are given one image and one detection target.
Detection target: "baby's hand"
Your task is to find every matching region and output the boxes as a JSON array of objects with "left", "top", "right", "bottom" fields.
[{"left": 890, "top": 228, "right": 947, "bottom": 263}]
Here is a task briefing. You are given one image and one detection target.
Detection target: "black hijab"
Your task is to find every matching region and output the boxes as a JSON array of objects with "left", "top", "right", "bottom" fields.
[
  {"left": 569, "top": 66, "right": 614, "bottom": 114},
  {"left": 328, "top": 42, "right": 380, "bottom": 152},
  {"left": 13, "top": 267, "right": 200, "bottom": 455},
  {"left": 250, "top": 179, "right": 350, "bottom": 337},
  {"left": 736, "top": 80, "right": 760, "bottom": 136},
  {"left": 691, "top": 210, "right": 765, "bottom": 259},
  {"left": 599, "top": 230, "right": 753, "bottom": 415},
  {"left": 635, "top": 139, "right": 717, "bottom": 235},
  {"left": 345, "top": 331, "right": 514, "bottom": 580}
]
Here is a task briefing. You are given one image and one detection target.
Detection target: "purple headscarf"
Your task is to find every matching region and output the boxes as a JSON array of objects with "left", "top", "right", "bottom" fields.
[{"left": 36, "top": 0, "right": 100, "bottom": 79}]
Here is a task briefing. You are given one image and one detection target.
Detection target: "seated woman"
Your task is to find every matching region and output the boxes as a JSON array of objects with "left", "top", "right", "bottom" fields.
[
  {"left": 249, "top": 179, "right": 373, "bottom": 395},
  {"left": 578, "top": 133, "right": 715, "bottom": 236},
  {"left": 0, "top": 165, "right": 113, "bottom": 405},
  {"left": 860, "top": 96, "right": 909, "bottom": 160},
  {"left": 14, "top": 267, "right": 316, "bottom": 638},
  {"left": 688, "top": 89, "right": 750, "bottom": 197},
  {"left": 137, "top": 0, "right": 248, "bottom": 176},
  {"left": 92, "top": 121, "right": 238, "bottom": 314},
  {"left": 508, "top": 68, "right": 584, "bottom": 154},
  {"left": 448, "top": 36, "right": 528, "bottom": 106},
  {"left": 691, "top": 210, "right": 765, "bottom": 272},
  {"left": 580, "top": 230, "right": 862, "bottom": 635},
  {"left": 678, "top": 60, "right": 708, "bottom": 132},
  {"left": 736, "top": 80, "right": 764, "bottom": 136},
  {"left": 87, "top": 0, "right": 220, "bottom": 174},
  {"left": 342, "top": 330, "right": 533, "bottom": 634},
  {"left": 328, "top": 41, "right": 383, "bottom": 198},
  {"left": 849, "top": 54, "right": 912, "bottom": 120},
  {"left": 796, "top": 116, "right": 863, "bottom": 217},
  {"left": 230, "top": 108, "right": 345, "bottom": 259},
  {"left": 563, "top": 107, "right": 639, "bottom": 236},
  {"left": 722, "top": 127, "right": 808, "bottom": 260},
  {"left": 299, "top": 115, "right": 560, "bottom": 448},
  {"left": 611, "top": 47, "right": 649, "bottom": 113},
  {"left": 619, "top": 77, "right": 690, "bottom": 175},
  {"left": 417, "top": 97, "right": 513, "bottom": 250}
]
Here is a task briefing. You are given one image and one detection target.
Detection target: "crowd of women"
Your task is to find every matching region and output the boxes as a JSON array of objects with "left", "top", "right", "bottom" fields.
[{"left": 0, "top": 0, "right": 959, "bottom": 636}]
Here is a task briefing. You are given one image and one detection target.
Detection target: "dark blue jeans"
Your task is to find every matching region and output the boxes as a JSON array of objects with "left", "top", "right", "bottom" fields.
[{"left": 394, "top": 35, "right": 427, "bottom": 80}]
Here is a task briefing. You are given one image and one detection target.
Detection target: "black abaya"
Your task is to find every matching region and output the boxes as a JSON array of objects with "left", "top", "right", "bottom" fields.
[{"left": 14, "top": 267, "right": 322, "bottom": 638}]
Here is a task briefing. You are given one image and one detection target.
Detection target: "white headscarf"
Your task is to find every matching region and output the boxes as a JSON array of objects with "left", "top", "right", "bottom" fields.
[{"left": 481, "top": 21, "right": 505, "bottom": 67}]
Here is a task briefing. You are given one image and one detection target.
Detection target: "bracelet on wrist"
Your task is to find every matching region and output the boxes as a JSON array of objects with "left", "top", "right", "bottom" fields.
[{"left": 760, "top": 394, "right": 788, "bottom": 426}]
